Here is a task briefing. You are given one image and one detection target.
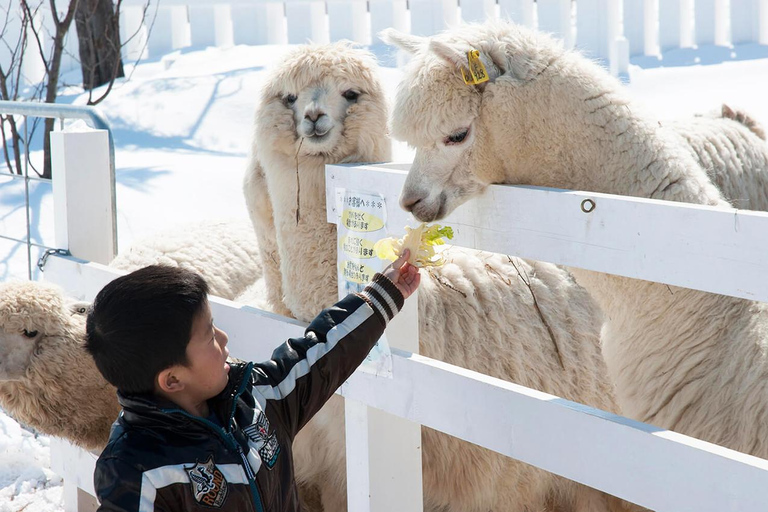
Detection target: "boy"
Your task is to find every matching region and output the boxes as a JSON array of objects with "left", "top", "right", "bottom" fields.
[{"left": 85, "top": 250, "right": 419, "bottom": 512}]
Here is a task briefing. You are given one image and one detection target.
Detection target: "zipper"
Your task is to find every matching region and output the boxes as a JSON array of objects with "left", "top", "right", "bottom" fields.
[{"left": 163, "top": 362, "right": 265, "bottom": 512}]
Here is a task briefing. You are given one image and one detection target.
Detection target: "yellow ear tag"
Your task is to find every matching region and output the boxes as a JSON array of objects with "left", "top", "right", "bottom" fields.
[{"left": 461, "top": 50, "right": 489, "bottom": 85}]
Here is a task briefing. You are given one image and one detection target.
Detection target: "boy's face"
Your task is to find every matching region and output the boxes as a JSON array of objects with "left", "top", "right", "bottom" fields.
[{"left": 174, "top": 301, "right": 231, "bottom": 404}]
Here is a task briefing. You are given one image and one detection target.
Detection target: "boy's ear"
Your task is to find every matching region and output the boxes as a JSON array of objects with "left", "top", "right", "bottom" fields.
[{"left": 157, "top": 368, "right": 185, "bottom": 394}]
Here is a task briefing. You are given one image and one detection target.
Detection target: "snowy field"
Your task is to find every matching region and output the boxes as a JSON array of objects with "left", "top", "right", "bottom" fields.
[{"left": 1, "top": 39, "right": 768, "bottom": 511}]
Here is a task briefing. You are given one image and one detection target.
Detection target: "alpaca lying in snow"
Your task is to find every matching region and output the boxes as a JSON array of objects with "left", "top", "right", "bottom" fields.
[
  {"left": 0, "top": 281, "right": 120, "bottom": 451},
  {"left": 668, "top": 105, "right": 768, "bottom": 211},
  {"left": 384, "top": 21, "right": 768, "bottom": 463},
  {"left": 243, "top": 41, "right": 620, "bottom": 512},
  {"left": 110, "top": 218, "right": 262, "bottom": 301}
]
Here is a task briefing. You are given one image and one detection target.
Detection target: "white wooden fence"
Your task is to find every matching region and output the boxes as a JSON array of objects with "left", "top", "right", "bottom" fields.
[
  {"left": 2, "top": 0, "right": 768, "bottom": 84},
  {"left": 41, "top": 126, "right": 768, "bottom": 512}
]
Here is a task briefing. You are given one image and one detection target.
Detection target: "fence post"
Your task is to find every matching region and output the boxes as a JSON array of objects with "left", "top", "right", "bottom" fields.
[
  {"left": 537, "top": 0, "right": 573, "bottom": 48},
  {"left": 498, "top": 0, "right": 534, "bottom": 27},
  {"left": 328, "top": 0, "right": 371, "bottom": 44},
  {"left": 285, "top": 1, "right": 329, "bottom": 44},
  {"left": 409, "top": 0, "right": 459, "bottom": 36},
  {"left": 345, "top": 293, "right": 423, "bottom": 512},
  {"left": 730, "top": 0, "right": 760, "bottom": 43},
  {"left": 50, "top": 130, "right": 116, "bottom": 265}
]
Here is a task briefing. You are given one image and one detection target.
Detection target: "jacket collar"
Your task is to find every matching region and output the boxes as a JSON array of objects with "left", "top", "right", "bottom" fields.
[{"left": 118, "top": 361, "right": 252, "bottom": 430}]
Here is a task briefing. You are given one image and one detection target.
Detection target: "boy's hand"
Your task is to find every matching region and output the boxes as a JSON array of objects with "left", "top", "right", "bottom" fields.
[{"left": 382, "top": 249, "right": 421, "bottom": 300}]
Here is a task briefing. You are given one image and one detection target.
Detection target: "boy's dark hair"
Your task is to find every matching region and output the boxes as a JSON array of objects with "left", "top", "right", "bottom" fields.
[{"left": 85, "top": 265, "right": 210, "bottom": 394}]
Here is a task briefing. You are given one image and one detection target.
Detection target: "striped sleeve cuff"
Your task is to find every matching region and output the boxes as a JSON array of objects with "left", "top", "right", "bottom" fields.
[{"left": 357, "top": 273, "right": 405, "bottom": 326}]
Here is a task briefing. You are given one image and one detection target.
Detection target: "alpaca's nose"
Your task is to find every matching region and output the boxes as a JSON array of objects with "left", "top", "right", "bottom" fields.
[
  {"left": 400, "top": 193, "right": 422, "bottom": 212},
  {"left": 304, "top": 109, "right": 325, "bottom": 123}
]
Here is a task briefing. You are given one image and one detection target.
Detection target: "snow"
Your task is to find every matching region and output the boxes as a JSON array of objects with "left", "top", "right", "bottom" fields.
[{"left": 1, "top": 39, "right": 767, "bottom": 510}]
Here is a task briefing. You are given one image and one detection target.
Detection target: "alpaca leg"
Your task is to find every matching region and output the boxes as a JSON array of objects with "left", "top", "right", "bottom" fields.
[{"left": 244, "top": 158, "right": 292, "bottom": 317}]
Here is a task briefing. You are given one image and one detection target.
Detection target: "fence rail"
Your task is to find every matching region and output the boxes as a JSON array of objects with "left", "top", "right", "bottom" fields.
[
  {"left": 2, "top": 0, "right": 767, "bottom": 83},
  {"left": 45, "top": 156, "right": 768, "bottom": 512}
]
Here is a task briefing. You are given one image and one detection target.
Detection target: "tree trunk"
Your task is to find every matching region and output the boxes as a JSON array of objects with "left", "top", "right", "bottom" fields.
[{"left": 75, "top": 0, "right": 125, "bottom": 91}]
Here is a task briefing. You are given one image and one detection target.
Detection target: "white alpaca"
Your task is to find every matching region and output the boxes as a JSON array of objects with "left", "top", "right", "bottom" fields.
[
  {"left": 0, "top": 281, "right": 121, "bottom": 451},
  {"left": 243, "top": 42, "right": 620, "bottom": 512},
  {"left": 668, "top": 105, "right": 768, "bottom": 210},
  {"left": 384, "top": 21, "right": 768, "bottom": 462},
  {"left": 110, "top": 219, "right": 262, "bottom": 301}
]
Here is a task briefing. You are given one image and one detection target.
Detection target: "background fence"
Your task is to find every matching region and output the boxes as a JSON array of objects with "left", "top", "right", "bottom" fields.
[{"left": 2, "top": 0, "right": 768, "bottom": 83}]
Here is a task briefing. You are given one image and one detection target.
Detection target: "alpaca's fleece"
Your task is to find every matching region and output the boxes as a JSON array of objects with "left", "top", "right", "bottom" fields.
[
  {"left": 244, "top": 42, "right": 620, "bottom": 512},
  {"left": 386, "top": 20, "right": 768, "bottom": 463},
  {"left": 667, "top": 105, "right": 768, "bottom": 211},
  {"left": 0, "top": 281, "right": 121, "bottom": 451},
  {"left": 110, "top": 219, "right": 262, "bottom": 300}
]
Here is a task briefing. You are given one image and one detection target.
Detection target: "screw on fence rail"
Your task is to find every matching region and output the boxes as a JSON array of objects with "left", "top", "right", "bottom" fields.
[
  {"left": 581, "top": 198, "right": 596, "bottom": 213},
  {"left": 37, "top": 249, "right": 71, "bottom": 272}
]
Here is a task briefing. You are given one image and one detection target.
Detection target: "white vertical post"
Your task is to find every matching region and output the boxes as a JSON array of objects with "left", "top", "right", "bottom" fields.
[
  {"left": 328, "top": 0, "right": 371, "bottom": 44},
  {"left": 51, "top": 130, "right": 116, "bottom": 265},
  {"left": 498, "top": 0, "right": 534, "bottom": 26},
  {"left": 460, "top": 0, "right": 497, "bottom": 23},
  {"left": 249, "top": 3, "right": 288, "bottom": 45},
  {"left": 345, "top": 292, "right": 423, "bottom": 512},
  {"left": 370, "top": 0, "right": 409, "bottom": 45},
  {"left": 731, "top": 0, "right": 760, "bottom": 43},
  {"left": 659, "top": 0, "right": 682, "bottom": 51},
  {"left": 286, "top": 1, "right": 329, "bottom": 44},
  {"left": 189, "top": 5, "right": 234, "bottom": 47},
  {"left": 576, "top": 0, "right": 608, "bottom": 60},
  {"left": 623, "top": 0, "right": 646, "bottom": 56},
  {"left": 146, "top": 5, "right": 189, "bottom": 57},
  {"left": 51, "top": 438, "right": 100, "bottom": 512},
  {"left": 644, "top": 0, "right": 660, "bottom": 55},
  {"left": 409, "top": 0, "right": 459, "bottom": 36},
  {"left": 120, "top": 5, "right": 148, "bottom": 61},
  {"left": 232, "top": 4, "right": 264, "bottom": 45},
  {"left": 680, "top": 0, "right": 695, "bottom": 47},
  {"left": 761, "top": 0, "right": 768, "bottom": 44},
  {"left": 696, "top": 0, "right": 717, "bottom": 45},
  {"left": 537, "top": 0, "right": 572, "bottom": 47}
]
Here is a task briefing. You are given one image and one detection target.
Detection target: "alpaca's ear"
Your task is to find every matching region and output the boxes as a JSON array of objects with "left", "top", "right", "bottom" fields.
[
  {"left": 379, "top": 29, "right": 427, "bottom": 54},
  {"left": 428, "top": 39, "right": 469, "bottom": 70},
  {"left": 430, "top": 39, "right": 505, "bottom": 83}
]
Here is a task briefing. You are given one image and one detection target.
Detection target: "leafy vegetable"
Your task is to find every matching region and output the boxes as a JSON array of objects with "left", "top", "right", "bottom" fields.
[{"left": 374, "top": 223, "right": 454, "bottom": 267}]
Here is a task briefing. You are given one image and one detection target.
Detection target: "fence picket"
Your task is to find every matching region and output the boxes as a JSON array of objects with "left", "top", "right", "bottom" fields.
[
  {"left": 459, "top": 0, "right": 497, "bottom": 24},
  {"left": 498, "top": 0, "right": 534, "bottom": 26},
  {"left": 285, "top": 1, "right": 329, "bottom": 43},
  {"left": 537, "top": 0, "right": 573, "bottom": 47},
  {"left": 731, "top": 0, "right": 761, "bottom": 43},
  {"left": 328, "top": 0, "right": 370, "bottom": 44}
]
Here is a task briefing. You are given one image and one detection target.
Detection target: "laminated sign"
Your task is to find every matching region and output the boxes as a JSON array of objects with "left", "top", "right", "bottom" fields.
[{"left": 336, "top": 188, "right": 393, "bottom": 378}]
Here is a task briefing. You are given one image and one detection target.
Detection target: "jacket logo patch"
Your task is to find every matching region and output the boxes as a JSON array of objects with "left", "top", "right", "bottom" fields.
[
  {"left": 185, "top": 456, "right": 228, "bottom": 507},
  {"left": 244, "top": 412, "right": 281, "bottom": 469}
]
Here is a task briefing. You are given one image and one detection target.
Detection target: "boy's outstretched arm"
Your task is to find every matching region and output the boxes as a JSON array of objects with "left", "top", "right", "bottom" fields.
[{"left": 250, "top": 250, "right": 420, "bottom": 437}]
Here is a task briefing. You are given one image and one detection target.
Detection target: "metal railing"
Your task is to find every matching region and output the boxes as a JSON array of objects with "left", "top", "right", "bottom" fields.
[{"left": 0, "top": 100, "right": 116, "bottom": 279}]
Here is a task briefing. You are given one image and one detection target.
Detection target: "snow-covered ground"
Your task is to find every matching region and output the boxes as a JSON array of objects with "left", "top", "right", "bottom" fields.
[{"left": 1, "top": 40, "right": 767, "bottom": 511}]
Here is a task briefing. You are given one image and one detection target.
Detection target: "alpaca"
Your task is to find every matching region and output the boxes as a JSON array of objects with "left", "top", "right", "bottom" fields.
[
  {"left": 110, "top": 218, "right": 262, "bottom": 301},
  {"left": 0, "top": 220, "right": 264, "bottom": 451},
  {"left": 667, "top": 105, "right": 768, "bottom": 211},
  {"left": 383, "top": 21, "right": 768, "bottom": 464},
  {"left": 0, "top": 281, "right": 120, "bottom": 451},
  {"left": 243, "top": 42, "right": 620, "bottom": 512}
]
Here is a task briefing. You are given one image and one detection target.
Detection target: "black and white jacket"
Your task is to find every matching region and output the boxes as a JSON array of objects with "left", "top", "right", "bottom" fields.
[{"left": 94, "top": 273, "right": 404, "bottom": 512}]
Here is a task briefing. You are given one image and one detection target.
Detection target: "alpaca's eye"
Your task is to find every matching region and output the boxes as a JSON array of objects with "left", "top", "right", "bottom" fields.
[
  {"left": 22, "top": 329, "right": 38, "bottom": 339},
  {"left": 77, "top": 307, "right": 87, "bottom": 314},
  {"left": 342, "top": 90, "right": 359, "bottom": 102},
  {"left": 444, "top": 128, "right": 469, "bottom": 146},
  {"left": 282, "top": 94, "right": 297, "bottom": 107}
]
